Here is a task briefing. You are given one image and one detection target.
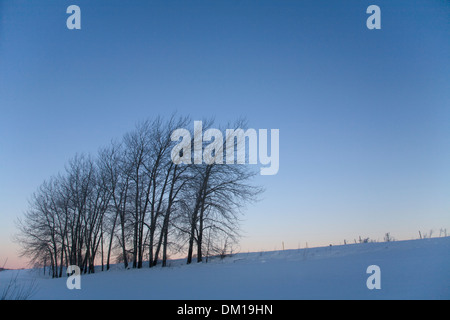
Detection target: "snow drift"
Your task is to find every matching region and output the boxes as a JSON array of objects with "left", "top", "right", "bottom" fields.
[{"left": 1, "top": 237, "right": 449, "bottom": 300}]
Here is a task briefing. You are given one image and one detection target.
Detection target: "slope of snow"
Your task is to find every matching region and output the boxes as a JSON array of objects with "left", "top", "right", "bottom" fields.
[{"left": 1, "top": 237, "right": 449, "bottom": 300}]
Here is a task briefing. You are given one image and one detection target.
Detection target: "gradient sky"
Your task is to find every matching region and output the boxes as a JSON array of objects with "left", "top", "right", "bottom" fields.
[{"left": 1, "top": 0, "right": 449, "bottom": 268}]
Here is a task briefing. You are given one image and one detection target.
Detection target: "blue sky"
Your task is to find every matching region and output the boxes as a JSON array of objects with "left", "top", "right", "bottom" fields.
[{"left": 1, "top": 0, "right": 449, "bottom": 268}]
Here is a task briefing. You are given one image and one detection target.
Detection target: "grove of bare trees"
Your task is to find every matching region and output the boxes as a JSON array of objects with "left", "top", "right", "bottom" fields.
[{"left": 14, "top": 116, "right": 262, "bottom": 277}]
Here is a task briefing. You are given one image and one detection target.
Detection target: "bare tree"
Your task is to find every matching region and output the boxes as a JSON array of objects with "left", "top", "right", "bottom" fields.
[
  {"left": 15, "top": 115, "right": 263, "bottom": 273},
  {"left": 97, "top": 141, "right": 131, "bottom": 269},
  {"left": 184, "top": 119, "right": 263, "bottom": 264}
]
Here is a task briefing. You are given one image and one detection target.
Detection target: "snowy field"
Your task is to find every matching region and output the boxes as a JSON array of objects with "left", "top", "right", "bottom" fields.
[{"left": 1, "top": 237, "right": 449, "bottom": 300}]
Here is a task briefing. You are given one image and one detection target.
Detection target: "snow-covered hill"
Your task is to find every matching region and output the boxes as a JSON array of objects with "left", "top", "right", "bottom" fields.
[{"left": 1, "top": 237, "right": 449, "bottom": 300}]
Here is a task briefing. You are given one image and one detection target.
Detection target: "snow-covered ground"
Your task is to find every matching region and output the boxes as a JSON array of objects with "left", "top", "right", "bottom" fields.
[{"left": 1, "top": 237, "right": 449, "bottom": 300}]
